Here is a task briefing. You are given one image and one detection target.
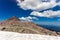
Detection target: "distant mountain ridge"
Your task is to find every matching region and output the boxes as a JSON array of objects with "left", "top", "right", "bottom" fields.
[{"left": 0, "top": 16, "right": 60, "bottom": 36}]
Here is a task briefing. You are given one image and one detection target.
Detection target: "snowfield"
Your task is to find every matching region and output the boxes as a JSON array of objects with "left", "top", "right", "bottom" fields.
[{"left": 0, "top": 31, "right": 60, "bottom": 40}]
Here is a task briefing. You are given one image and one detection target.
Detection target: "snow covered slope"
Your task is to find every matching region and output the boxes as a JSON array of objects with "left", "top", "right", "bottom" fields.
[{"left": 0, "top": 31, "right": 60, "bottom": 40}]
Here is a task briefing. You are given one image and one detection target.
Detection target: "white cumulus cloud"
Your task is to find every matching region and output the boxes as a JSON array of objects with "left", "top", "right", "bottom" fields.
[
  {"left": 17, "top": 0, "right": 60, "bottom": 18},
  {"left": 30, "top": 10, "right": 60, "bottom": 17},
  {"left": 17, "top": 0, "right": 57, "bottom": 11},
  {"left": 19, "top": 16, "right": 38, "bottom": 22}
]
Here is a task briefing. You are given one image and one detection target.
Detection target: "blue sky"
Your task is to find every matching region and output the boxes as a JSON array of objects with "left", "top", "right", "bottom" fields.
[
  {"left": 0, "top": 0, "right": 32, "bottom": 20},
  {"left": 0, "top": 0, "right": 60, "bottom": 26}
]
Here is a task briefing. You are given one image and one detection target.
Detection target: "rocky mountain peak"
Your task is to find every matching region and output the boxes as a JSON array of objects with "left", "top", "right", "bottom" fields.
[
  {"left": 0, "top": 16, "right": 60, "bottom": 36},
  {"left": 8, "top": 16, "right": 19, "bottom": 21}
]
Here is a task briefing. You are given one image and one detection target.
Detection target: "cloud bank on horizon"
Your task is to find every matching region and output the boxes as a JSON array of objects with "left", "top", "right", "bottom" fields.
[{"left": 17, "top": 0, "right": 60, "bottom": 21}]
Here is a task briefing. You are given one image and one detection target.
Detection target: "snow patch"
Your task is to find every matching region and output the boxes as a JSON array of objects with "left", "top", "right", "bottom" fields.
[{"left": 0, "top": 31, "right": 60, "bottom": 40}]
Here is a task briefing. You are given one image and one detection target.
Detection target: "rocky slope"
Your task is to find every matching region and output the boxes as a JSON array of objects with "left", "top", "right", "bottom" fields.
[{"left": 0, "top": 16, "right": 60, "bottom": 36}]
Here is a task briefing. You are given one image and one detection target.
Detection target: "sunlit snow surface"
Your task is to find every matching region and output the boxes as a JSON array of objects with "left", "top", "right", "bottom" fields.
[{"left": 0, "top": 31, "right": 60, "bottom": 40}]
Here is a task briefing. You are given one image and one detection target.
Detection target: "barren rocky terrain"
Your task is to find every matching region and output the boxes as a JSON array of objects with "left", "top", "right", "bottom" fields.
[{"left": 0, "top": 16, "right": 60, "bottom": 36}]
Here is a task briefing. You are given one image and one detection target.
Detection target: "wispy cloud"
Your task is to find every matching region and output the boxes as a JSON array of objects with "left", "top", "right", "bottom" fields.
[
  {"left": 19, "top": 16, "right": 38, "bottom": 22},
  {"left": 57, "top": 2, "right": 60, "bottom": 6},
  {"left": 30, "top": 10, "right": 60, "bottom": 17}
]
